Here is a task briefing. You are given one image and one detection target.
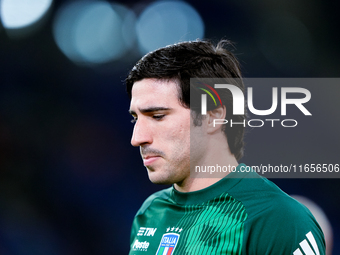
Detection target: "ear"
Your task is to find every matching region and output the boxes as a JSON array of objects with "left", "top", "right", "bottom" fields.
[{"left": 206, "top": 105, "right": 226, "bottom": 134}]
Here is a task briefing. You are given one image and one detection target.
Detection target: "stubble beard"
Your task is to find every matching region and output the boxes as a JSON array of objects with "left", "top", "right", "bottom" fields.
[{"left": 146, "top": 157, "right": 190, "bottom": 186}]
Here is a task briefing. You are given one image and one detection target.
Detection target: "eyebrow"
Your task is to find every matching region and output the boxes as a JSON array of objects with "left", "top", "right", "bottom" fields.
[{"left": 128, "top": 107, "right": 172, "bottom": 115}]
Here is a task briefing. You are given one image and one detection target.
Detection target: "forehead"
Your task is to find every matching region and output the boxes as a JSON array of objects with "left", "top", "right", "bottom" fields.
[{"left": 130, "top": 78, "right": 181, "bottom": 109}]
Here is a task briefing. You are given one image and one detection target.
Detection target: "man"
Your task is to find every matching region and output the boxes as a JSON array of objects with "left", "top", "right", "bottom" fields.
[{"left": 126, "top": 40, "right": 325, "bottom": 254}]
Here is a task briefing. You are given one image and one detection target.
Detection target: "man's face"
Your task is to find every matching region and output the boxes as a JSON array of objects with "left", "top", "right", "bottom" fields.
[{"left": 129, "top": 78, "right": 191, "bottom": 185}]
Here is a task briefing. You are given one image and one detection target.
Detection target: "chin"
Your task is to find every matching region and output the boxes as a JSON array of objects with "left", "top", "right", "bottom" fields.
[
  {"left": 147, "top": 171, "right": 173, "bottom": 185},
  {"left": 148, "top": 176, "right": 173, "bottom": 185}
]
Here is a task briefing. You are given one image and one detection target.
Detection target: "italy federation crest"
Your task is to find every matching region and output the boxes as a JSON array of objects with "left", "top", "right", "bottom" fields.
[{"left": 155, "top": 233, "right": 180, "bottom": 255}]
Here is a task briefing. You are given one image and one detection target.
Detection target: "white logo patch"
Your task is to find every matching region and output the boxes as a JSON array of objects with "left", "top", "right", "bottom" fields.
[
  {"left": 137, "top": 227, "right": 157, "bottom": 237},
  {"left": 293, "top": 231, "right": 320, "bottom": 255},
  {"left": 132, "top": 239, "right": 150, "bottom": 251}
]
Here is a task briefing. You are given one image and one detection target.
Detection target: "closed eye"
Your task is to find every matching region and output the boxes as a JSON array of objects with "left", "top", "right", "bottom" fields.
[
  {"left": 130, "top": 114, "right": 165, "bottom": 123},
  {"left": 153, "top": 114, "right": 165, "bottom": 120}
]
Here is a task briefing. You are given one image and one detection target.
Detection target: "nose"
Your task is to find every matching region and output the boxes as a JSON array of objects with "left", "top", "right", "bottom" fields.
[{"left": 131, "top": 118, "right": 153, "bottom": 147}]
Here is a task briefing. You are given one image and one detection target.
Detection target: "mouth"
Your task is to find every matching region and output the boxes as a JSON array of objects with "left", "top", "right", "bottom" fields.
[{"left": 143, "top": 155, "right": 161, "bottom": 166}]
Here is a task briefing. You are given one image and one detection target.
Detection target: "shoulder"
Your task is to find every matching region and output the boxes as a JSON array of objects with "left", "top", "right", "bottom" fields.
[
  {"left": 229, "top": 174, "right": 325, "bottom": 254},
  {"left": 229, "top": 171, "right": 310, "bottom": 215},
  {"left": 239, "top": 175, "right": 316, "bottom": 223},
  {"left": 252, "top": 192, "right": 325, "bottom": 254},
  {"left": 135, "top": 187, "right": 173, "bottom": 217}
]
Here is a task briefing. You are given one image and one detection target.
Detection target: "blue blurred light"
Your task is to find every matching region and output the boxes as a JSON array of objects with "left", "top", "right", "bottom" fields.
[
  {"left": 136, "top": 0, "right": 204, "bottom": 54},
  {"left": 53, "top": 1, "right": 136, "bottom": 65},
  {"left": 0, "top": 0, "right": 53, "bottom": 37}
]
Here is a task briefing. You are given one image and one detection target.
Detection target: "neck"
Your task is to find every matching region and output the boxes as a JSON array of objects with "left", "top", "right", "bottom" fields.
[{"left": 174, "top": 133, "right": 238, "bottom": 192}]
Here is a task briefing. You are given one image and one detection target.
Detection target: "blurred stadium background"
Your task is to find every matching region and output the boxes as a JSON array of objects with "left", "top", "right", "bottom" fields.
[{"left": 0, "top": 0, "right": 339, "bottom": 254}]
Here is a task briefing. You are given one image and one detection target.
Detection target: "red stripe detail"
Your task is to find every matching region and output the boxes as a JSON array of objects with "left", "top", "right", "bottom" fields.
[
  {"left": 203, "top": 83, "right": 222, "bottom": 106},
  {"left": 166, "top": 247, "right": 173, "bottom": 255}
]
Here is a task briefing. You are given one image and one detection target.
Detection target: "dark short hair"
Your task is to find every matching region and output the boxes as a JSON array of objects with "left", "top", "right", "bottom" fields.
[{"left": 126, "top": 40, "right": 246, "bottom": 160}]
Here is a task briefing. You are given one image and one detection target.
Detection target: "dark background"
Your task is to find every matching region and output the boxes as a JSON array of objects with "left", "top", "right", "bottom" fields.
[{"left": 0, "top": 0, "right": 339, "bottom": 254}]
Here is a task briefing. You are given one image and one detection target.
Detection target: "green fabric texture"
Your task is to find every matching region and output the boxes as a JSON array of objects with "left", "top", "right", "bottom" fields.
[{"left": 129, "top": 164, "right": 325, "bottom": 255}]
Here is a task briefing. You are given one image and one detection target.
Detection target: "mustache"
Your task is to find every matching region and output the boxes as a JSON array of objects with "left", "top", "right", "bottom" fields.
[{"left": 141, "top": 146, "right": 165, "bottom": 157}]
